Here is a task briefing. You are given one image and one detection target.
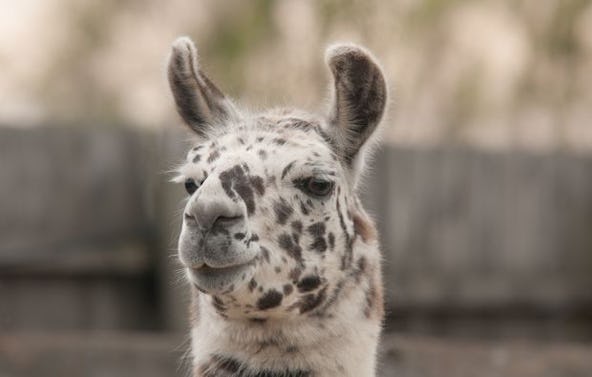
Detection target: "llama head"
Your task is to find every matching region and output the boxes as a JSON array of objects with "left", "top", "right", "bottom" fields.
[{"left": 169, "top": 37, "right": 386, "bottom": 321}]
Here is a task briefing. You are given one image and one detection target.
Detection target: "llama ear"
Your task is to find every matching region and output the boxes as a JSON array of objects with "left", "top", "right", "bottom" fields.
[
  {"left": 325, "top": 43, "right": 387, "bottom": 164},
  {"left": 168, "top": 37, "right": 238, "bottom": 136}
]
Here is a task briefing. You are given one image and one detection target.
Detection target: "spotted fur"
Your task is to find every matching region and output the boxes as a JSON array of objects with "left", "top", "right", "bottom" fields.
[{"left": 169, "top": 37, "right": 387, "bottom": 377}]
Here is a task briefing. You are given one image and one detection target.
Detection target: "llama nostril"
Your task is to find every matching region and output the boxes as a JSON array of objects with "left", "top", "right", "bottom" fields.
[
  {"left": 212, "top": 215, "right": 243, "bottom": 229},
  {"left": 184, "top": 212, "right": 196, "bottom": 222}
]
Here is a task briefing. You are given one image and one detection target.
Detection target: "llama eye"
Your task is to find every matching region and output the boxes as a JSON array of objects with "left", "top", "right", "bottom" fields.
[
  {"left": 300, "top": 177, "right": 334, "bottom": 197},
  {"left": 184, "top": 178, "right": 199, "bottom": 195}
]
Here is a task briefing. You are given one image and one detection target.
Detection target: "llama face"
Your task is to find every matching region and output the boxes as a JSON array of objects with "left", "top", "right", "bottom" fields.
[
  {"left": 169, "top": 37, "right": 386, "bottom": 321},
  {"left": 176, "top": 114, "right": 357, "bottom": 319}
]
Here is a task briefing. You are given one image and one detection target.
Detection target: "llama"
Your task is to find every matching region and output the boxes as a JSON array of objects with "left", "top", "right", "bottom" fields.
[{"left": 168, "top": 36, "right": 387, "bottom": 377}]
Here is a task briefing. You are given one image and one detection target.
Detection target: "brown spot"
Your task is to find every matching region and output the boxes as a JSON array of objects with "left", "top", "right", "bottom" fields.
[
  {"left": 289, "top": 267, "right": 302, "bottom": 282},
  {"left": 284, "top": 119, "right": 313, "bottom": 131},
  {"left": 257, "top": 289, "right": 283, "bottom": 310},
  {"left": 364, "top": 278, "right": 384, "bottom": 319},
  {"left": 219, "top": 165, "right": 257, "bottom": 215},
  {"left": 260, "top": 246, "right": 271, "bottom": 263},
  {"left": 285, "top": 345, "right": 299, "bottom": 353},
  {"left": 358, "top": 257, "right": 367, "bottom": 272},
  {"left": 207, "top": 150, "right": 220, "bottom": 163},
  {"left": 278, "top": 233, "right": 302, "bottom": 263},
  {"left": 274, "top": 199, "right": 293, "bottom": 225},
  {"left": 250, "top": 175, "right": 265, "bottom": 196},
  {"left": 328, "top": 232, "right": 335, "bottom": 250},
  {"left": 317, "top": 279, "right": 345, "bottom": 315},
  {"left": 307, "top": 222, "right": 326, "bottom": 237},
  {"left": 291, "top": 220, "right": 303, "bottom": 234},
  {"left": 199, "top": 354, "right": 312, "bottom": 377},
  {"left": 299, "top": 286, "right": 327, "bottom": 314},
  {"left": 297, "top": 275, "right": 321, "bottom": 292},
  {"left": 273, "top": 138, "right": 287, "bottom": 145},
  {"left": 307, "top": 222, "right": 327, "bottom": 253},
  {"left": 283, "top": 284, "right": 294, "bottom": 295},
  {"left": 248, "top": 278, "right": 258, "bottom": 292},
  {"left": 354, "top": 257, "right": 368, "bottom": 283},
  {"left": 299, "top": 201, "right": 310, "bottom": 215},
  {"left": 309, "top": 238, "right": 327, "bottom": 253},
  {"left": 212, "top": 296, "right": 226, "bottom": 317},
  {"left": 281, "top": 161, "right": 296, "bottom": 179},
  {"left": 353, "top": 213, "right": 377, "bottom": 243},
  {"left": 267, "top": 175, "right": 276, "bottom": 186}
]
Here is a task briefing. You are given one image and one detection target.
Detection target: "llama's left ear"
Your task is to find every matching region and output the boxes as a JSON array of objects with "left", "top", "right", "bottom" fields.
[
  {"left": 168, "top": 37, "right": 238, "bottom": 137},
  {"left": 325, "top": 43, "right": 387, "bottom": 165}
]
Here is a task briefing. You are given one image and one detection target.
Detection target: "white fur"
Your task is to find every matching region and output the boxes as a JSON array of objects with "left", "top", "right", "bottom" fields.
[{"left": 168, "top": 37, "right": 387, "bottom": 377}]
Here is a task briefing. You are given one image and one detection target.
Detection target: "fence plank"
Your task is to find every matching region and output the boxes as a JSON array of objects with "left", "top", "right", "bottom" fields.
[
  {"left": 365, "top": 146, "right": 592, "bottom": 310},
  {"left": 1, "top": 128, "right": 591, "bottom": 328}
]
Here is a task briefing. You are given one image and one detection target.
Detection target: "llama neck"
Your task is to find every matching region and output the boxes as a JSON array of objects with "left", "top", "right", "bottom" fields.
[
  {"left": 190, "top": 218, "right": 384, "bottom": 377},
  {"left": 190, "top": 277, "right": 382, "bottom": 377}
]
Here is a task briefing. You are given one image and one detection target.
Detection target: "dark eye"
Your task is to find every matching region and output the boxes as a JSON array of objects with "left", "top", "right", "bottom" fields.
[
  {"left": 300, "top": 177, "right": 334, "bottom": 197},
  {"left": 184, "top": 178, "right": 199, "bottom": 195}
]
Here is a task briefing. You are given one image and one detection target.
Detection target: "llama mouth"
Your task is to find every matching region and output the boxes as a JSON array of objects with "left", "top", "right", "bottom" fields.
[{"left": 188, "top": 261, "right": 255, "bottom": 293}]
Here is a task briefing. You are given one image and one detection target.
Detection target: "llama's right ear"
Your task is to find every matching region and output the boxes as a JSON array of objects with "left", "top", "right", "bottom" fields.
[
  {"left": 167, "top": 37, "right": 238, "bottom": 136},
  {"left": 324, "top": 44, "right": 387, "bottom": 165}
]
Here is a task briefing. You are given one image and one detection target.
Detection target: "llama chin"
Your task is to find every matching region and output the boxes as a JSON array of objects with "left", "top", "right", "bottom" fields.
[{"left": 168, "top": 36, "right": 387, "bottom": 377}]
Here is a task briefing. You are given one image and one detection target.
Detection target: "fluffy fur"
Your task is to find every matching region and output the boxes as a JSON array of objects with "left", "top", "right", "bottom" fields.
[{"left": 168, "top": 37, "right": 388, "bottom": 377}]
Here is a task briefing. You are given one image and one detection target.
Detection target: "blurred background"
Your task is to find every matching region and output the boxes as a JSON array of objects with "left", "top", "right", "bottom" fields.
[{"left": 1, "top": 0, "right": 591, "bottom": 376}]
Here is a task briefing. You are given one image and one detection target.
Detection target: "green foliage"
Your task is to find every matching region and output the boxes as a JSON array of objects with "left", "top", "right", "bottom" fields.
[
  {"left": 203, "top": 0, "right": 275, "bottom": 94},
  {"left": 544, "top": 0, "right": 590, "bottom": 57},
  {"left": 406, "top": 0, "right": 465, "bottom": 29}
]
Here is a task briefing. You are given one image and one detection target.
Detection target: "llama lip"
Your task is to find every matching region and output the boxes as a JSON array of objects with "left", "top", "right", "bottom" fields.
[
  {"left": 193, "top": 263, "right": 245, "bottom": 275},
  {"left": 187, "top": 261, "right": 255, "bottom": 293}
]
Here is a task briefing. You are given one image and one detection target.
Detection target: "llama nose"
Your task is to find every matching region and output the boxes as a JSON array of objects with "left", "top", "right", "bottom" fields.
[{"left": 186, "top": 195, "right": 244, "bottom": 232}]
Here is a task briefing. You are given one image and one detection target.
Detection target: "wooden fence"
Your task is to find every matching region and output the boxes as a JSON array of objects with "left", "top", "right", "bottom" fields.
[
  {"left": 364, "top": 147, "right": 592, "bottom": 311},
  {"left": 1, "top": 127, "right": 591, "bottom": 332}
]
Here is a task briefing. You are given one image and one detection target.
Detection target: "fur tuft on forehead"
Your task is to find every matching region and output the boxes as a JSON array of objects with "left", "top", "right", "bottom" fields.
[{"left": 168, "top": 37, "right": 388, "bottom": 181}]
